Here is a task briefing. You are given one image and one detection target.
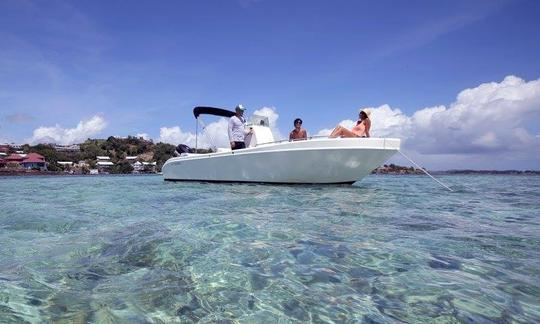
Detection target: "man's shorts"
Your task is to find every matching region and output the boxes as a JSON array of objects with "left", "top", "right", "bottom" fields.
[{"left": 232, "top": 142, "right": 246, "bottom": 150}]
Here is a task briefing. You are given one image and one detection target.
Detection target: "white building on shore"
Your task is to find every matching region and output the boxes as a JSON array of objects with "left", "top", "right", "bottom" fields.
[{"left": 96, "top": 156, "right": 114, "bottom": 172}]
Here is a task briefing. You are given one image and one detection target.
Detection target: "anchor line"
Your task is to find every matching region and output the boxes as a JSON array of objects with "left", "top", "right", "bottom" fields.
[{"left": 398, "top": 150, "right": 453, "bottom": 192}]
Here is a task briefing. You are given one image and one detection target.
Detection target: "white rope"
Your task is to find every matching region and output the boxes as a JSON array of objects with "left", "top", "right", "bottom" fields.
[
  {"left": 196, "top": 118, "right": 220, "bottom": 151},
  {"left": 398, "top": 150, "right": 453, "bottom": 192}
]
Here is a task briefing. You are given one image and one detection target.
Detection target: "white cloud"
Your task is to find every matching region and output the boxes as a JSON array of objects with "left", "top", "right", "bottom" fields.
[
  {"left": 316, "top": 76, "right": 540, "bottom": 168},
  {"left": 471, "top": 131, "right": 498, "bottom": 148},
  {"left": 197, "top": 118, "right": 230, "bottom": 148},
  {"left": 252, "top": 106, "right": 284, "bottom": 140},
  {"left": 158, "top": 126, "right": 196, "bottom": 146},
  {"left": 410, "top": 75, "right": 540, "bottom": 155},
  {"left": 136, "top": 133, "right": 150, "bottom": 140},
  {"left": 28, "top": 115, "right": 106, "bottom": 144},
  {"left": 157, "top": 118, "right": 230, "bottom": 149}
]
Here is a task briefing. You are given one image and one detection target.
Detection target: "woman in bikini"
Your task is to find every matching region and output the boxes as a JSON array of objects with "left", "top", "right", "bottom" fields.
[{"left": 329, "top": 109, "right": 371, "bottom": 138}]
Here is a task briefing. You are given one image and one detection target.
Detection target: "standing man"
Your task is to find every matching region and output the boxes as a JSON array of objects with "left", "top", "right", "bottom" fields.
[{"left": 228, "top": 104, "right": 251, "bottom": 150}]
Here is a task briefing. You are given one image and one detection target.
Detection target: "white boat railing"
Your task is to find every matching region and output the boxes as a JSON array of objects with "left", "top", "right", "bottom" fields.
[
  {"left": 254, "top": 135, "right": 337, "bottom": 146},
  {"left": 254, "top": 135, "right": 387, "bottom": 147}
]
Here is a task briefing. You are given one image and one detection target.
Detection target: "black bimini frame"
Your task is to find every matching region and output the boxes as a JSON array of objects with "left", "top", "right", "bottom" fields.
[
  {"left": 192, "top": 106, "right": 236, "bottom": 151},
  {"left": 193, "top": 106, "right": 235, "bottom": 119}
]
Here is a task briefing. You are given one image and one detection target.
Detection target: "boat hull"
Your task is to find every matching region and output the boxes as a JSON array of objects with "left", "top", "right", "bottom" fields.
[{"left": 162, "top": 138, "right": 400, "bottom": 184}]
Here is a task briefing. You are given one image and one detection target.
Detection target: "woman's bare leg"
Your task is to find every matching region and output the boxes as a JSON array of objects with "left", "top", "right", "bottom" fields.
[
  {"left": 329, "top": 125, "right": 344, "bottom": 138},
  {"left": 330, "top": 126, "right": 346, "bottom": 138},
  {"left": 339, "top": 128, "right": 358, "bottom": 138},
  {"left": 329, "top": 125, "right": 357, "bottom": 138}
]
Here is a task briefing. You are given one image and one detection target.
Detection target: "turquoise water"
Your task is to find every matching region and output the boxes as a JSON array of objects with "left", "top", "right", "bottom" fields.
[{"left": 1, "top": 175, "right": 539, "bottom": 323}]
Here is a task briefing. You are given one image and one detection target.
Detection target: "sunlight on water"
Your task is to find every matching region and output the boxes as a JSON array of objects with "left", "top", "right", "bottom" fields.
[{"left": 1, "top": 175, "right": 539, "bottom": 322}]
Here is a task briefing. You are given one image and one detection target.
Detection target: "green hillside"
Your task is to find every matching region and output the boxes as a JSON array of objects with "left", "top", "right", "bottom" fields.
[{"left": 23, "top": 136, "right": 176, "bottom": 173}]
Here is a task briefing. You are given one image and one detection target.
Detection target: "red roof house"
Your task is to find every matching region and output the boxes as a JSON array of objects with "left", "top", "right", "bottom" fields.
[
  {"left": 21, "top": 153, "right": 47, "bottom": 170},
  {"left": 25, "top": 153, "right": 45, "bottom": 161},
  {"left": 23, "top": 157, "right": 46, "bottom": 163},
  {"left": 5, "top": 154, "right": 24, "bottom": 162}
]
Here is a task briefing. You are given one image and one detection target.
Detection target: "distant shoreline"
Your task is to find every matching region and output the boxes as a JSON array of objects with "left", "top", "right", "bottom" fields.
[
  {"left": 0, "top": 170, "right": 160, "bottom": 177},
  {"left": 430, "top": 170, "right": 540, "bottom": 175},
  {"left": 1, "top": 170, "right": 538, "bottom": 177},
  {"left": 372, "top": 165, "right": 540, "bottom": 175},
  {"left": 374, "top": 170, "right": 540, "bottom": 175}
]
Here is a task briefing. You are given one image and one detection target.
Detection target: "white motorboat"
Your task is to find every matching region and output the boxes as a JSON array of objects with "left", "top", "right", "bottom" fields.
[{"left": 162, "top": 107, "right": 400, "bottom": 184}]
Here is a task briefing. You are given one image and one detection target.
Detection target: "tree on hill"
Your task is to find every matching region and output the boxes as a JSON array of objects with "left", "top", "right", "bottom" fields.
[
  {"left": 80, "top": 140, "right": 107, "bottom": 160},
  {"left": 112, "top": 160, "right": 134, "bottom": 174},
  {"left": 154, "top": 142, "right": 176, "bottom": 171},
  {"left": 103, "top": 136, "right": 128, "bottom": 153},
  {"left": 126, "top": 136, "right": 154, "bottom": 154}
]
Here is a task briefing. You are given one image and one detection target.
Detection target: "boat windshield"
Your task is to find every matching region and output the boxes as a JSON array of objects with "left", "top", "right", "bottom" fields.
[{"left": 250, "top": 115, "right": 270, "bottom": 127}]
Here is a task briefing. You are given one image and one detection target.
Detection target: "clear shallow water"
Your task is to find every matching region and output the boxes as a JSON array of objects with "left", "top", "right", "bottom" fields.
[{"left": 0, "top": 175, "right": 539, "bottom": 323}]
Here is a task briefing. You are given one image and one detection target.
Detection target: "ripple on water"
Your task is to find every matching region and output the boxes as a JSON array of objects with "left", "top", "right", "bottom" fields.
[{"left": 0, "top": 174, "right": 539, "bottom": 322}]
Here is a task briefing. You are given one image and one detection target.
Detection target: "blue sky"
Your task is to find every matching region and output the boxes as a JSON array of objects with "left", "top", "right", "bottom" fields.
[{"left": 1, "top": 0, "right": 540, "bottom": 169}]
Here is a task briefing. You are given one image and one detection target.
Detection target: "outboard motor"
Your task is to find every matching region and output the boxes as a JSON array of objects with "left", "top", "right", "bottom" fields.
[{"left": 174, "top": 144, "right": 192, "bottom": 156}]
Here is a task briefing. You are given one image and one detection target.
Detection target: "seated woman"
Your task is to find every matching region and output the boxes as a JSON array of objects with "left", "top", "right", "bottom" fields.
[
  {"left": 329, "top": 109, "right": 371, "bottom": 138},
  {"left": 289, "top": 118, "right": 308, "bottom": 141}
]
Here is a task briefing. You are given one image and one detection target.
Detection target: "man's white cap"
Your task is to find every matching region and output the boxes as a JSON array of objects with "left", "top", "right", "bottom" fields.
[{"left": 235, "top": 104, "right": 246, "bottom": 111}]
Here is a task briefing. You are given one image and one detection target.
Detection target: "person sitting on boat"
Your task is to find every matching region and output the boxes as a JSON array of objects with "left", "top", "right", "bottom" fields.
[
  {"left": 329, "top": 109, "right": 371, "bottom": 138},
  {"left": 228, "top": 104, "right": 252, "bottom": 150},
  {"left": 289, "top": 118, "right": 308, "bottom": 141}
]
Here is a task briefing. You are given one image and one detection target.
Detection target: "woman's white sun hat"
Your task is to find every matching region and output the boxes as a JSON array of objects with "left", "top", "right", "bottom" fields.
[{"left": 359, "top": 108, "right": 371, "bottom": 117}]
